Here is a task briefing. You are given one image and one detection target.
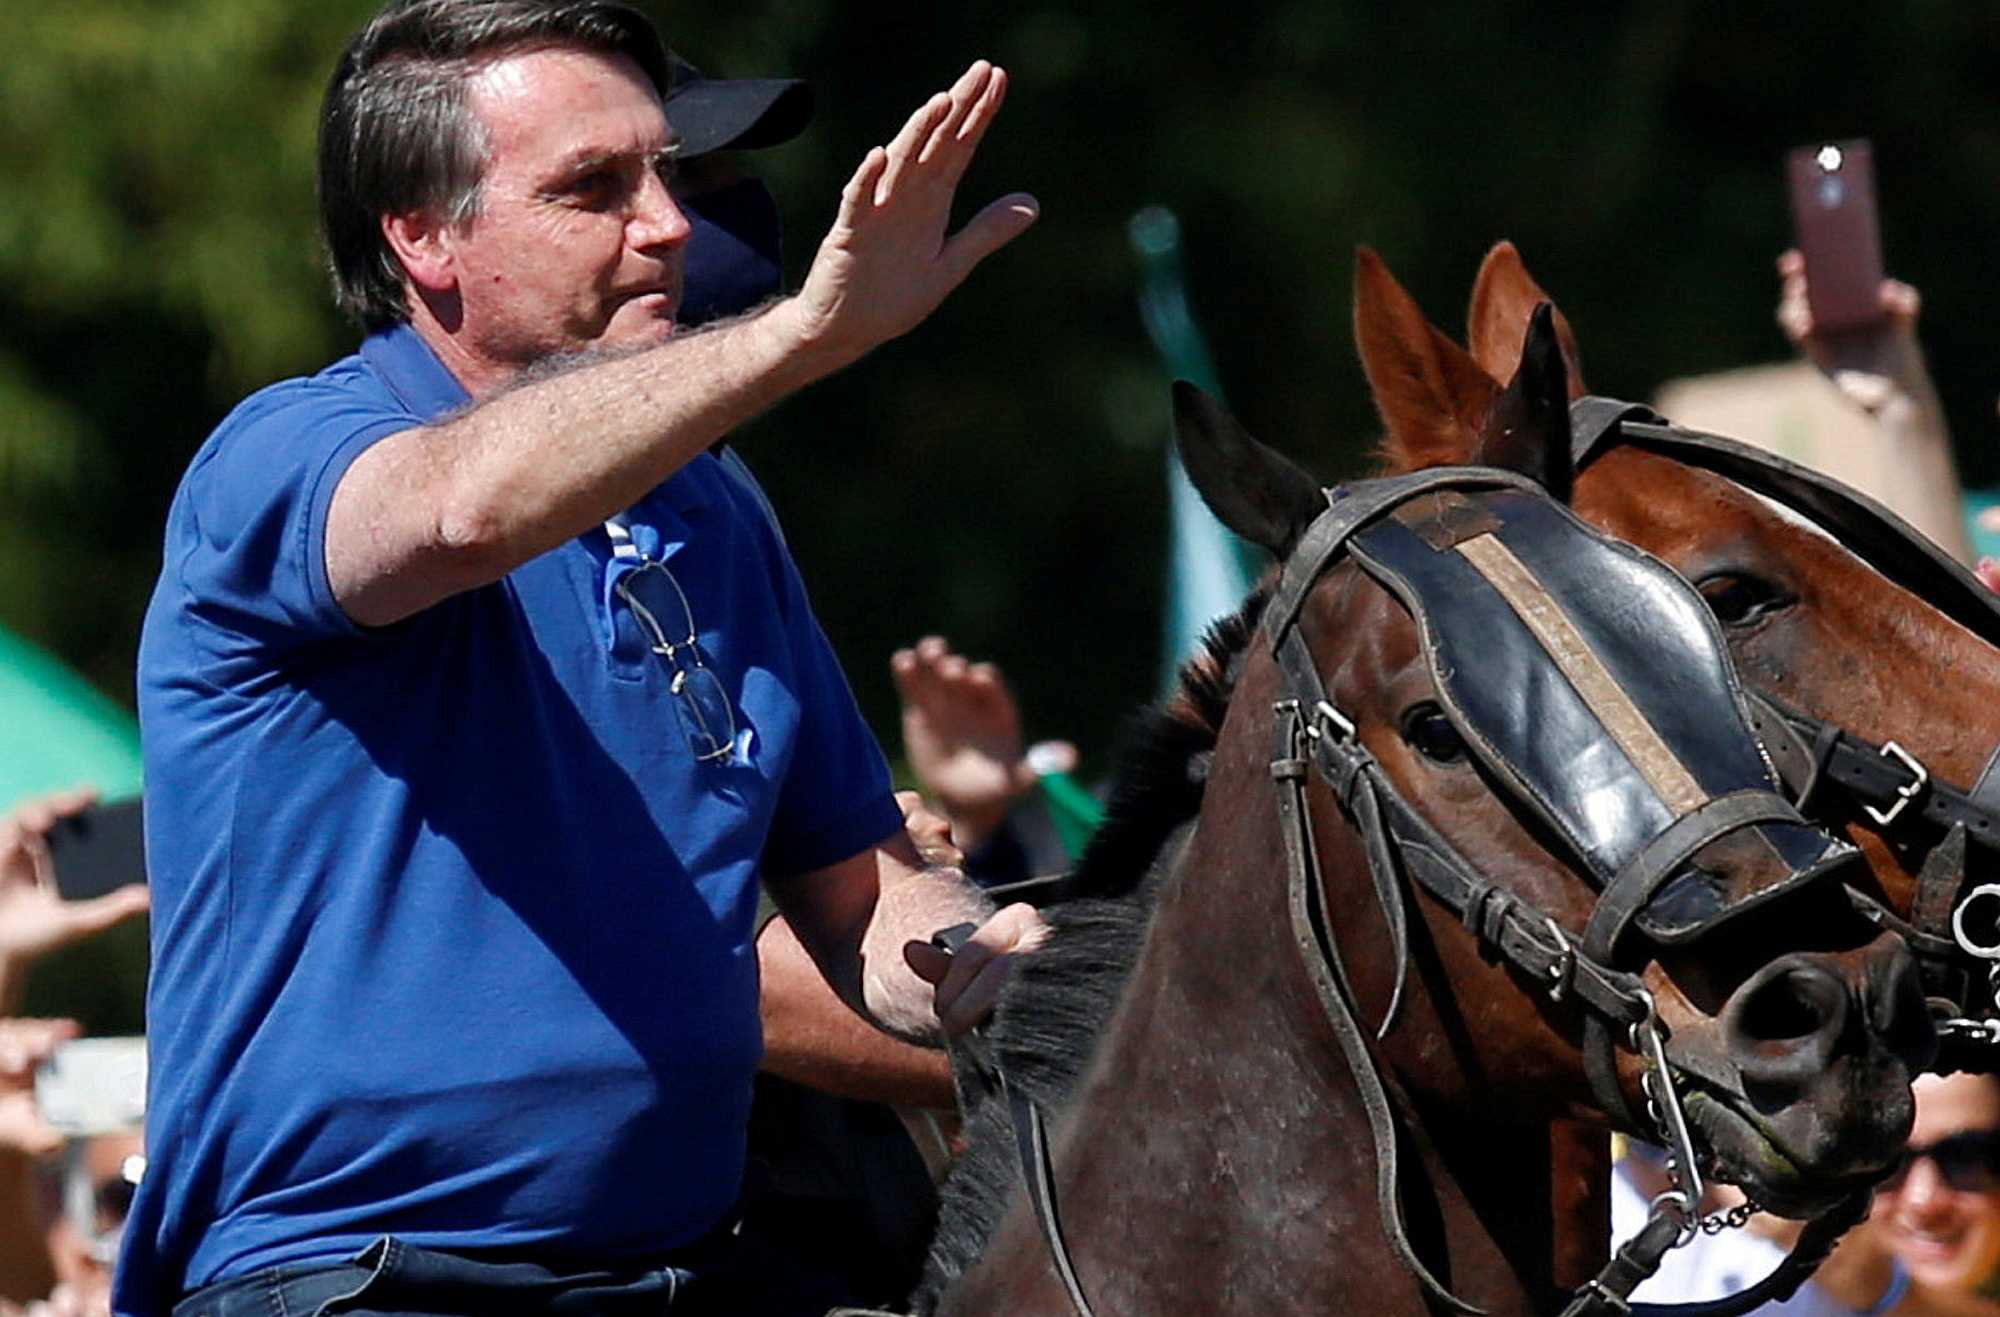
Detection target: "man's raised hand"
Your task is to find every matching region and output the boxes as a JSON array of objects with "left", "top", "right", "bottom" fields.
[{"left": 789, "top": 61, "right": 1037, "bottom": 365}]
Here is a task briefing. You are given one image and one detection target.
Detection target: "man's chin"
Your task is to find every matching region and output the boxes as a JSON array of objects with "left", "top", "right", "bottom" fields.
[{"left": 602, "top": 296, "right": 680, "bottom": 344}]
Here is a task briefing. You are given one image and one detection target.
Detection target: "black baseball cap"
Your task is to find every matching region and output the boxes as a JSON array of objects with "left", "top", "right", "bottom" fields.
[{"left": 666, "top": 54, "right": 815, "bottom": 160}]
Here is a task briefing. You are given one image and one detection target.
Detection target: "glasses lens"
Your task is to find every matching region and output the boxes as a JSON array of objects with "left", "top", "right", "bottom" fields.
[
  {"left": 96, "top": 1174, "right": 136, "bottom": 1228},
  {"left": 616, "top": 561, "right": 738, "bottom": 763},
  {"left": 619, "top": 565, "right": 694, "bottom": 647},
  {"left": 674, "top": 665, "right": 737, "bottom": 761},
  {"left": 1932, "top": 1132, "right": 2000, "bottom": 1192},
  {"left": 1882, "top": 1132, "right": 2000, "bottom": 1194}
]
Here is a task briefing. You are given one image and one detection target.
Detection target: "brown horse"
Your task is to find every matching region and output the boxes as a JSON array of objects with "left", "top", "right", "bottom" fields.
[
  {"left": 916, "top": 310, "right": 1933, "bottom": 1315},
  {"left": 1460, "top": 243, "right": 2000, "bottom": 958},
  {"left": 1358, "top": 243, "right": 2000, "bottom": 1287}
]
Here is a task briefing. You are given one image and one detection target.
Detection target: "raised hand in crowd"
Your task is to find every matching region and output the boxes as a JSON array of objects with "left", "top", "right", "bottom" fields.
[
  {"left": 1775, "top": 246, "right": 1929, "bottom": 400},
  {"left": 0, "top": 1015, "right": 79, "bottom": 1307},
  {"left": 0, "top": 790, "right": 149, "bottom": 1014},
  {"left": 1775, "top": 248, "right": 1974, "bottom": 566},
  {"left": 0, "top": 1016, "right": 76, "bottom": 1161},
  {"left": 891, "top": 636, "right": 1075, "bottom": 854}
]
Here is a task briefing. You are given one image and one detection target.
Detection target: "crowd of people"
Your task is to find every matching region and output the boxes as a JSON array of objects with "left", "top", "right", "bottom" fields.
[{"left": 6, "top": 1, "right": 2000, "bottom": 1316}]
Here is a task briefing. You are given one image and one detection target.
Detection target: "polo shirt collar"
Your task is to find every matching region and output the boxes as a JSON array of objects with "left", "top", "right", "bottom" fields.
[
  {"left": 357, "top": 321, "right": 711, "bottom": 522},
  {"left": 360, "top": 322, "right": 472, "bottom": 423}
]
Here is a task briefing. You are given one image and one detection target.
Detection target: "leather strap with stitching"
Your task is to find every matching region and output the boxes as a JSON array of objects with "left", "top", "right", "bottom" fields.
[{"left": 1748, "top": 690, "right": 2000, "bottom": 852}]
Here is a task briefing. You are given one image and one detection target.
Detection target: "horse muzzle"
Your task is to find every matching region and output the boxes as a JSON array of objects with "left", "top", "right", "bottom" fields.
[{"left": 1659, "top": 929, "right": 1933, "bottom": 1216}]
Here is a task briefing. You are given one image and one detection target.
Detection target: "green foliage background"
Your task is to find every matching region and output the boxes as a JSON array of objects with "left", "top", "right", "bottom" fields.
[{"left": 8, "top": 0, "right": 2000, "bottom": 776}]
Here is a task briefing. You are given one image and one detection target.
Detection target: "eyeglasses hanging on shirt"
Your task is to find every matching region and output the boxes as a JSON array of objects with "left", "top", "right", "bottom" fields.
[{"left": 607, "top": 518, "right": 740, "bottom": 764}]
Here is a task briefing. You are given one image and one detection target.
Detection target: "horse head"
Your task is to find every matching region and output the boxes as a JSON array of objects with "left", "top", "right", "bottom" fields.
[
  {"left": 1167, "top": 247, "right": 1932, "bottom": 1226},
  {"left": 1462, "top": 242, "right": 2000, "bottom": 1056}
]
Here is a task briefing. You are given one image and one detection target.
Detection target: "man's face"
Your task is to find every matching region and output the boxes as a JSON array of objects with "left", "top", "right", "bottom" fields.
[
  {"left": 440, "top": 45, "right": 689, "bottom": 380},
  {"left": 1873, "top": 1073, "right": 2000, "bottom": 1296}
]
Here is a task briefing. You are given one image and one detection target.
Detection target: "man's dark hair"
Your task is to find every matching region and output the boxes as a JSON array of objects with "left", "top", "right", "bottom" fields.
[{"left": 318, "top": 0, "right": 672, "bottom": 330}]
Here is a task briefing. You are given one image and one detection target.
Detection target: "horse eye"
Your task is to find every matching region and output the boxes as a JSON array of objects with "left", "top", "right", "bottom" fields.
[
  {"left": 1696, "top": 573, "right": 1791, "bottom": 628},
  {"left": 1402, "top": 703, "right": 1467, "bottom": 764}
]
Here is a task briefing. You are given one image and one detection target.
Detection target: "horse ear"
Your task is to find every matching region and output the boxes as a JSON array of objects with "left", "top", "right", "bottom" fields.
[
  {"left": 1473, "top": 302, "right": 1575, "bottom": 501},
  {"left": 1465, "top": 242, "right": 1587, "bottom": 399},
  {"left": 1171, "top": 380, "right": 1323, "bottom": 559},
  {"left": 1353, "top": 246, "right": 1501, "bottom": 473}
]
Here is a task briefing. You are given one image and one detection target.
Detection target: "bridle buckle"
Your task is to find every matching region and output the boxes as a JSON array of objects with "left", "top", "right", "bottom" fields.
[
  {"left": 1308, "top": 699, "right": 1356, "bottom": 742},
  {"left": 1863, "top": 740, "right": 1929, "bottom": 827},
  {"left": 1541, "top": 916, "right": 1576, "bottom": 1002}
]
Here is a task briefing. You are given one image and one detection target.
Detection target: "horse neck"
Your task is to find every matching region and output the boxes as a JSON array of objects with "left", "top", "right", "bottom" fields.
[{"left": 953, "top": 658, "right": 1572, "bottom": 1314}]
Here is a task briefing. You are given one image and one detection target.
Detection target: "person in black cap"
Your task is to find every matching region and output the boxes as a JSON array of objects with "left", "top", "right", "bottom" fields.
[
  {"left": 124, "top": 1, "right": 1044, "bottom": 1313},
  {"left": 663, "top": 55, "right": 814, "bottom": 329},
  {"left": 659, "top": 63, "right": 972, "bottom": 1310}
]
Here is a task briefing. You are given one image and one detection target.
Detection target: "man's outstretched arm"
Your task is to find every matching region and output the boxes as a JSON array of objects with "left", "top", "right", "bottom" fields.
[{"left": 327, "top": 61, "right": 1037, "bottom": 626}]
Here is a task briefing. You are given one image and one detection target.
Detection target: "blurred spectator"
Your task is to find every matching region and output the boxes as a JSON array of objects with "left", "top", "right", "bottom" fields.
[
  {"left": 1774, "top": 249, "right": 1974, "bottom": 567},
  {"left": 28, "top": 1128, "right": 144, "bottom": 1317},
  {"left": 1615, "top": 1073, "right": 2000, "bottom": 1315},
  {"left": 1, "top": 1017, "right": 77, "bottom": 1305},
  {"left": 1853, "top": 1071, "right": 2000, "bottom": 1314}
]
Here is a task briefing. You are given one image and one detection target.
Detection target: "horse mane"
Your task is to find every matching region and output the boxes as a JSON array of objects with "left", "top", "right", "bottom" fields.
[
  {"left": 1059, "top": 583, "right": 1265, "bottom": 901},
  {"left": 913, "top": 585, "right": 1268, "bottom": 1308}
]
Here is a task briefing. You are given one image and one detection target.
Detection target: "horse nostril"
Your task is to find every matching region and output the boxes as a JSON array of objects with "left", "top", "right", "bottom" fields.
[
  {"left": 1737, "top": 973, "right": 1834, "bottom": 1042},
  {"left": 1870, "top": 943, "right": 1939, "bottom": 1074},
  {"left": 1723, "top": 955, "right": 1851, "bottom": 1091}
]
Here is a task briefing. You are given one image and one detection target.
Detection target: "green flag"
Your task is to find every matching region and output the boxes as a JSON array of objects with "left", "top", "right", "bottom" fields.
[
  {"left": 0, "top": 623, "right": 142, "bottom": 812},
  {"left": 1129, "top": 206, "right": 1260, "bottom": 693}
]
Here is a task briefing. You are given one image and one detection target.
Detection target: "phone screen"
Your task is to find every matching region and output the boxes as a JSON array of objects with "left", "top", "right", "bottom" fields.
[
  {"left": 1786, "top": 139, "right": 1886, "bottom": 334},
  {"left": 45, "top": 796, "right": 147, "bottom": 900}
]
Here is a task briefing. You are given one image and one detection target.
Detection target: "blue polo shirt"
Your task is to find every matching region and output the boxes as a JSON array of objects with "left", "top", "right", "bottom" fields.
[{"left": 119, "top": 326, "right": 901, "bottom": 1314}]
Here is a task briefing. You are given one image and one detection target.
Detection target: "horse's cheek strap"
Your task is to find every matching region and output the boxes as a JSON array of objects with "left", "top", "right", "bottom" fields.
[
  {"left": 1275, "top": 626, "right": 1413, "bottom": 1030},
  {"left": 1972, "top": 744, "right": 2000, "bottom": 816},
  {"left": 1582, "top": 1014, "right": 1646, "bottom": 1136},
  {"left": 1270, "top": 708, "right": 1484, "bottom": 1317},
  {"left": 1744, "top": 692, "right": 1830, "bottom": 815}
]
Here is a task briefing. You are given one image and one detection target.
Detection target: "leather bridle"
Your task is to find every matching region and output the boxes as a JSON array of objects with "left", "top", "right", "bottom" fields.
[
  {"left": 1571, "top": 397, "right": 2000, "bottom": 1059},
  {"left": 1260, "top": 467, "right": 1861, "bottom": 1317}
]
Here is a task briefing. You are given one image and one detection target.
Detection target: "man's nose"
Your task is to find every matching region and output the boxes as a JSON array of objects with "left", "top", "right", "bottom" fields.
[
  {"left": 1897, "top": 1156, "right": 1951, "bottom": 1210},
  {"left": 629, "top": 171, "right": 690, "bottom": 252}
]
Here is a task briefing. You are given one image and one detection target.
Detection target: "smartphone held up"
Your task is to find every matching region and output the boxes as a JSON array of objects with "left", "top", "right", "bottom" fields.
[{"left": 1786, "top": 138, "right": 1887, "bottom": 335}]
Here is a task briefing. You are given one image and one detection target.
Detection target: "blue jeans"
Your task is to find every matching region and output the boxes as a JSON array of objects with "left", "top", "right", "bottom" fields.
[{"left": 169, "top": 1236, "right": 712, "bottom": 1317}]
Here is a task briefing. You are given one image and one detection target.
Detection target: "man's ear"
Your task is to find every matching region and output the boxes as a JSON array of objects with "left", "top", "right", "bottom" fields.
[{"left": 380, "top": 210, "right": 458, "bottom": 296}]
